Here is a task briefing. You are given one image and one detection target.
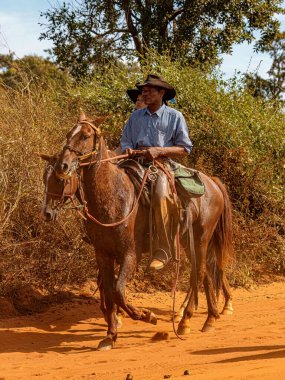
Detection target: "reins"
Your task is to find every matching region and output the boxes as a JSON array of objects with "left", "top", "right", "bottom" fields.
[{"left": 82, "top": 167, "right": 151, "bottom": 227}]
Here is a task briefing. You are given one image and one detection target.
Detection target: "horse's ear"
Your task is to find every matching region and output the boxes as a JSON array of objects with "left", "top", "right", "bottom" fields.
[
  {"left": 92, "top": 115, "right": 109, "bottom": 126},
  {"left": 97, "top": 136, "right": 108, "bottom": 159},
  {"left": 35, "top": 152, "right": 53, "bottom": 161},
  {"left": 78, "top": 109, "right": 87, "bottom": 122}
]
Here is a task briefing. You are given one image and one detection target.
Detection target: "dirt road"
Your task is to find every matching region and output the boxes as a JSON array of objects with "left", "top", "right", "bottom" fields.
[{"left": 0, "top": 282, "right": 284, "bottom": 380}]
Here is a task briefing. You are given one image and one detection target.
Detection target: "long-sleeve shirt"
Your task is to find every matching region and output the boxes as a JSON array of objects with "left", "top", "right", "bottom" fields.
[{"left": 121, "top": 104, "right": 193, "bottom": 153}]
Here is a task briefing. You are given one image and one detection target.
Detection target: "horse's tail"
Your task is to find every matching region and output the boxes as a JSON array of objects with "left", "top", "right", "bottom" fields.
[{"left": 207, "top": 177, "right": 234, "bottom": 295}]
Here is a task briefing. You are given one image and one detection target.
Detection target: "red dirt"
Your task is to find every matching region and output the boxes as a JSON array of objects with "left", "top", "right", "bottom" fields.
[{"left": 0, "top": 282, "right": 284, "bottom": 379}]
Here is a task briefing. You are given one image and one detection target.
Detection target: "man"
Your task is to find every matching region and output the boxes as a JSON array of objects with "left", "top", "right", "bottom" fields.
[
  {"left": 121, "top": 74, "right": 193, "bottom": 270},
  {"left": 126, "top": 88, "right": 147, "bottom": 110}
]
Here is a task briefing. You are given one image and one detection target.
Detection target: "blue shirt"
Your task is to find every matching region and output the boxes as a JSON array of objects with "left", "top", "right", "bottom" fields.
[{"left": 121, "top": 104, "right": 193, "bottom": 153}]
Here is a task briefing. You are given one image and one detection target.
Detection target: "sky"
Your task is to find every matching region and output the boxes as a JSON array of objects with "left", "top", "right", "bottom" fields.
[{"left": 0, "top": 0, "right": 284, "bottom": 79}]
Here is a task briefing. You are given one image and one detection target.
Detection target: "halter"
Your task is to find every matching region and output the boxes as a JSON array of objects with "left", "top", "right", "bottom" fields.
[{"left": 44, "top": 164, "right": 79, "bottom": 212}]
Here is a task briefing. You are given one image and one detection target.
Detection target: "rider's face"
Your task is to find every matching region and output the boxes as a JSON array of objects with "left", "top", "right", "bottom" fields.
[
  {"left": 142, "top": 86, "right": 165, "bottom": 107},
  {"left": 135, "top": 94, "right": 147, "bottom": 109}
]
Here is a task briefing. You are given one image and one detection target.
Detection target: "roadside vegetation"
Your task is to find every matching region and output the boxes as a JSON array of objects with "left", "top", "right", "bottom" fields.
[{"left": 0, "top": 52, "right": 284, "bottom": 302}]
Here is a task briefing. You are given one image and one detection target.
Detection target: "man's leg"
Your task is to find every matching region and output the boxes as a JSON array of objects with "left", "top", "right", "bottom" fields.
[{"left": 150, "top": 171, "right": 179, "bottom": 270}]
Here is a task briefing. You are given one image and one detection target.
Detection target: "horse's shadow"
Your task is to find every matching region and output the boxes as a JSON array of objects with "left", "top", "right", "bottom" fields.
[
  {"left": 190, "top": 345, "right": 285, "bottom": 363},
  {"left": 0, "top": 296, "right": 168, "bottom": 354}
]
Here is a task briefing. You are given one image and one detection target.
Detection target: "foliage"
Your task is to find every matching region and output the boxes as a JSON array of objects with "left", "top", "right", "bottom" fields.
[
  {"left": 0, "top": 54, "right": 70, "bottom": 90},
  {"left": 0, "top": 52, "right": 284, "bottom": 297},
  {"left": 243, "top": 32, "right": 285, "bottom": 103},
  {"left": 40, "top": 0, "right": 285, "bottom": 76}
]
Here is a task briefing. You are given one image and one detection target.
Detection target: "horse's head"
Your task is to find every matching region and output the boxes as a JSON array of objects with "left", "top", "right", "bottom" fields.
[
  {"left": 55, "top": 111, "right": 107, "bottom": 179},
  {"left": 39, "top": 153, "right": 79, "bottom": 222}
]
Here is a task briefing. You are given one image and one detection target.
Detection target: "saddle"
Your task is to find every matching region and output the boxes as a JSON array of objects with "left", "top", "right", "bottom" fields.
[
  {"left": 173, "top": 163, "right": 205, "bottom": 200},
  {"left": 118, "top": 159, "right": 150, "bottom": 205}
]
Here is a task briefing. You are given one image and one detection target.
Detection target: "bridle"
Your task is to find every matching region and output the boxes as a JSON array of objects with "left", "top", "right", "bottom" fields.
[
  {"left": 64, "top": 120, "right": 101, "bottom": 158},
  {"left": 57, "top": 120, "right": 101, "bottom": 180},
  {"left": 44, "top": 164, "right": 80, "bottom": 212}
]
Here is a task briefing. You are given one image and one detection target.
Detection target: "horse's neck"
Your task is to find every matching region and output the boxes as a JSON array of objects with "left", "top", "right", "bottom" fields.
[{"left": 83, "top": 138, "right": 125, "bottom": 207}]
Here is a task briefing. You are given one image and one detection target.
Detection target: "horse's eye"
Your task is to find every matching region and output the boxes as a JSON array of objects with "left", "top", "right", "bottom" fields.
[{"left": 82, "top": 134, "right": 90, "bottom": 140}]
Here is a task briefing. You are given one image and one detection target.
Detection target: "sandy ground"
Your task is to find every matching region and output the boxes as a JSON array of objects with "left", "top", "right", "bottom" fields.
[{"left": 0, "top": 281, "right": 284, "bottom": 380}]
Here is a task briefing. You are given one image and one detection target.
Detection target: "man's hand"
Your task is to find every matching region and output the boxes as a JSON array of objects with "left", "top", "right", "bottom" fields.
[{"left": 126, "top": 148, "right": 137, "bottom": 157}]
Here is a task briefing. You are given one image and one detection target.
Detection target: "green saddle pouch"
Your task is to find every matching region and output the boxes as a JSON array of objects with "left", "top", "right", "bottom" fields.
[{"left": 174, "top": 164, "right": 205, "bottom": 198}]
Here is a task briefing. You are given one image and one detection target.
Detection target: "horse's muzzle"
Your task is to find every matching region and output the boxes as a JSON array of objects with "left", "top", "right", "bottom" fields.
[
  {"left": 55, "top": 160, "right": 78, "bottom": 180},
  {"left": 41, "top": 207, "right": 58, "bottom": 222}
]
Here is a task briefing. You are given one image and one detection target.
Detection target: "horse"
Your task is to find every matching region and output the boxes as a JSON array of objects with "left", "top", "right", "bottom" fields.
[{"left": 51, "top": 111, "right": 234, "bottom": 350}]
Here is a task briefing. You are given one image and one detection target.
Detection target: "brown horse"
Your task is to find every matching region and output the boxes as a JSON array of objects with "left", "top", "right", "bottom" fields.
[{"left": 52, "top": 112, "right": 234, "bottom": 350}]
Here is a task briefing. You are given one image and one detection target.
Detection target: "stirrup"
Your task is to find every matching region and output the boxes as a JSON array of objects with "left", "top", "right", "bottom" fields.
[{"left": 149, "top": 249, "right": 170, "bottom": 270}]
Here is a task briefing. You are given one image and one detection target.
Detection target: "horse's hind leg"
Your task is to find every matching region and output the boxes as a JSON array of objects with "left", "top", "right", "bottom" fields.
[
  {"left": 178, "top": 237, "right": 207, "bottom": 335},
  {"left": 201, "top": 271, "right": 220, "bottom": 332},
  {"left": 114, "top": 250, "right": 157, "bottom": 325},
  {"left": 221, "top": 274, "right": 234, "bottom": 315}
]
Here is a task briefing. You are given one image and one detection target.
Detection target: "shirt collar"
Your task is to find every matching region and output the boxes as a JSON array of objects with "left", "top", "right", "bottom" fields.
[{"left": 144, "top": 103, "right": 166, "bottom": 117}]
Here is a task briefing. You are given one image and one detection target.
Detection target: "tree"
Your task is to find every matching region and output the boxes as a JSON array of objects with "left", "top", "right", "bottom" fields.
[
  {"left": 244, "top": 32, "right": 285, "bottom": 103},
  {"left": 0, "top": 54, "right": 70, "bottom": 90},
  {"left": 267, "top": 32, "right": 285, "bottom": 101},
  {"left": 40, "top": 0, "right": 284, "bottom": 77}
]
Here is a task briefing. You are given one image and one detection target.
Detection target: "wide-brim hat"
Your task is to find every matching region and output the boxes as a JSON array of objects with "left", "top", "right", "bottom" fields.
[
  {"left": 126, "top": 89, "right": 142, "bottom": 103},
  {"left": 136, "top": 74, "right": 176, "bottom": 101}
]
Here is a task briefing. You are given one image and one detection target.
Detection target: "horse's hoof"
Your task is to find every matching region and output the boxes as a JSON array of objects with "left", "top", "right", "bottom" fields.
[
  {"left": 201, "top": 323, "right": 215, "bottom": 332},
  {"left": 142, "top": 310, "right": 157, "bottom": 325},
  {"left": 97, "top": 337, "right": 114, "bottom": 351},
  {"left": 172, "top": 313, "right": 183, "bottom": 323},
  {"left": 177, "top": 324, "right": 191, "bottom": 335},
  {"left": 148, "top": 311, "right": 157, "bottom": 325},
  {"left": 221, "top": 307, "right": 234, "bottom": 315},
  {"left": 221, "top": 301, "right": 234, "bottom": 315}
]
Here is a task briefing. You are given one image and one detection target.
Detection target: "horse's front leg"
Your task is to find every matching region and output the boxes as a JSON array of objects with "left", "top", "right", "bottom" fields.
[
  {"left": 96, "top": 271, "right": 107, "bottom": 321},
  {"left": 114, "top": 250, "right": 157, "bottom": 325},
  {"left": 98, "top": 269, "right": 125, "bottom": 328},
  {"left": 96, "top": 255, "right": 117, "bottom": 351}
]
